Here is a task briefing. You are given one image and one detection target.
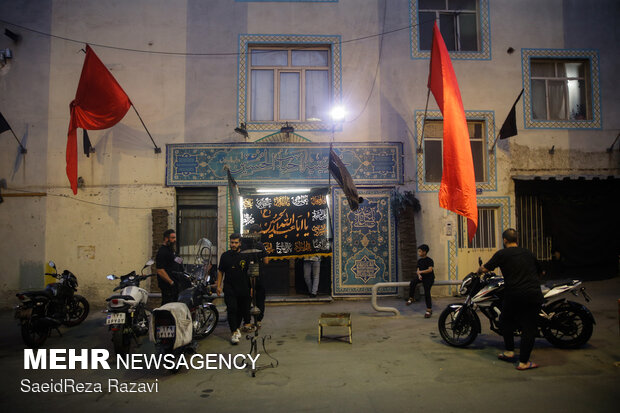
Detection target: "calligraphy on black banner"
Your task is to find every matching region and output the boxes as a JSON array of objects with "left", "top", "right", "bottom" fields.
[{"left": 242, "top": 188, "right": 331, "bottom": 259}]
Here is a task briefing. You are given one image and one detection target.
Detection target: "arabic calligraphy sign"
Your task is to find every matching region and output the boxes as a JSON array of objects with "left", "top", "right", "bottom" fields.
[
  {"left": 166, "top": 142, "right": 403, "bottom": 186},
  {"left": 242, "top": 189, "right": 331, "bottom": 259}
]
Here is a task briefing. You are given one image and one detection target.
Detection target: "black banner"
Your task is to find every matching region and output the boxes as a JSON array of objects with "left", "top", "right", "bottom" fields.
[{"left": 242, "top": 188, "right": 331, "bottom": 259}]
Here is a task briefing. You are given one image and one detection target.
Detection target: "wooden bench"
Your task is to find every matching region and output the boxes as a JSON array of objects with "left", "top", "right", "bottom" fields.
[{"left": 318, "top": 312, "right": 352, "bottom": 344}]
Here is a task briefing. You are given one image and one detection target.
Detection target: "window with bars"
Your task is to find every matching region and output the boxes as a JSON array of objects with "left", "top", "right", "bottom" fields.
[
  {"left": 249, "top": 46, "right": 331, "bottom": 123},
  {"left": 458, "top": 207, "right": 497, "bottom": 249},
  {"left": 418, "top": 0, "right": 479, "bottom": 51},
  {"left": 530, "top": 59, "right": 591, "bottom": 121},
  {"left": 423, "top": 119, "right": 486, "bottom": 183}
]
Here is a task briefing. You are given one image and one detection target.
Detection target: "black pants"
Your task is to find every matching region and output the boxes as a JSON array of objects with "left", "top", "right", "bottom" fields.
[
  {"left": 501, "top": 294, "right": 542, "bottom": 363},
  {"left": 159, "top": 283, "right": 178, "bottom": 306},
  {"left": 409, "top": 276, "right": 434, "bottom": 309},
  {"left": 224, "top": 292, "right": 251, "bottom": 333}
]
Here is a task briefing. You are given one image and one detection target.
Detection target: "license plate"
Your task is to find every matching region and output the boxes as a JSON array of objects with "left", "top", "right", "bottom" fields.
[
  {"left": 106, "top": 313, "right": 126, "bottom": 325},
  {"left": 156, "top": 325, "right": 175, "bottom": 338}
]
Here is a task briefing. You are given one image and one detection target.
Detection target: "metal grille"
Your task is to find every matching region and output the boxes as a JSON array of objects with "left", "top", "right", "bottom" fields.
[
  {"left": 516, "top": 194, "right": 552, "bottom": 260},
  {"left": 458, "top": 207, "right": 497, "bottom": 249},
  {"left": 176, "top": 189, "right": 218, "bottom": 265}
]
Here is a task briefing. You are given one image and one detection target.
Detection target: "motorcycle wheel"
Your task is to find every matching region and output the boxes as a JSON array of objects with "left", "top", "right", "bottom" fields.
[
  {"left": 112, "top": 329, "right": 132, "bottom": 355},
  {"left": 194, "top": 305, "right": 219, "bottom": 339},
  {"left": 21, "top": 320, "right": 50, "bottom": 348},
  {"left": 438, "top": 304, "right": 479, "bottom": 347},
  {"left": 63, "top": 295, "right": 90, "bottom": 327},
  {"left": 542, "top": 304, "right": 594, "bottom": 349}
]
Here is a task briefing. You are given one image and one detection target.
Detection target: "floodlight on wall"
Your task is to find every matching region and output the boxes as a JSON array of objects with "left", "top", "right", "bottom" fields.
[
  {"left": 280, "top": 122, "right": 294, "bottom": 134},
  {"left": 0, "top": 48, "right": 13, "bottom": 67},
  {"left": 330, "top": 106, "right": 346, "bottom": 122},
  {"left": 234, "top": 123, "right": 248, "bottom": 139}
]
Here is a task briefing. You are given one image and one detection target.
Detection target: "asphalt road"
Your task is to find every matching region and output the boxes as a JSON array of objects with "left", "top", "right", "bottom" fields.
[{"left": 1, "top": 277, "right": 619, "bottom": 413}]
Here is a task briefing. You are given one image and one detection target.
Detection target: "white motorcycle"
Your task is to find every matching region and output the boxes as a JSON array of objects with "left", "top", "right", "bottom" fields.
[
  {"left": 104, "top": 259, "right": 155, "bottom": 355},
  {"left": 438, "top": 266, "right": 595, "bottom": 349}
]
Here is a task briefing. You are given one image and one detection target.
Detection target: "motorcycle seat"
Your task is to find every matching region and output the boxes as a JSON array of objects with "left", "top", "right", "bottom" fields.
[
  {"left": 106, "top": 294, "right": 135, "bottom": 302},
  {"left": 543, "top": 279, "right": 576, "bottom": 289},
  {"left": 18, "top": 290, "right": 52, "bottom": 298}
]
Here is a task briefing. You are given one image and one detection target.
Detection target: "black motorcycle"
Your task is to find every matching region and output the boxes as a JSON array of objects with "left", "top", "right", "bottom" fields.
[
  {"left": 438, "top": 266, "right": 595, "bottom": 349},
  {"left": 104, "top": 259, "right": 155, "bottom": 355},
  {"left": 15, "top": 261, "right": 89, "bottom": 347},
  {"left": 177, "top": 264, "right": 219, "bottom": 339}
]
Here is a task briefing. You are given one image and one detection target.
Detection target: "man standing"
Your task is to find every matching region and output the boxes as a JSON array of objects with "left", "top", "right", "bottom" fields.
[
  {"left": 155, "top": 229, "right": 182, "bottom": 305},
  {"left": 216, "top": 233, "right": 251, "bottom": 345},
  {"left": 479, "top": 228, "right": 544, "bottom": 370}
]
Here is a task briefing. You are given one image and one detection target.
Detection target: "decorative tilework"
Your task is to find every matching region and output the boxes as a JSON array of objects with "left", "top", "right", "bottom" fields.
[
  {"left": 521, "top": 49, "right": 601, "bottom": 129},
  {"left": 238, "top": 34, "right": 342, "bottom": 132},
  {"left": 166, "top": 142, "right": 403, "bottom": 186},
  {"left": 415, "top": 110, "right": 496, "bottom": 192},
  {"left": 332, "top": 188, "right": 397, "bottom": 296},
  {"left": 409, "top": 0, "right": 491, "bottom": 60}
]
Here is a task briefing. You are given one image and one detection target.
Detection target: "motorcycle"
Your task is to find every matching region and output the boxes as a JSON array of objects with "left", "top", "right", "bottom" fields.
[
  {"left": 15, "top": 261, "right": 90, "bottom": 347},
  {"left": 177, "top": 265, "right": 219, "bottom": 339},
  {"left": 438, "top": 261, "right": 595, "bottom": 349},
  {"left": 150, "top": 238, "right": 217, "bottom": 363},
  {"left": 104, "top": 259, "right": 155, "bottom": 355}
]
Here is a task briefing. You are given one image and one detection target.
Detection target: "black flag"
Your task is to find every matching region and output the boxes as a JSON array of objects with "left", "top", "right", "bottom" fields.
[
  {"left": 329, "top": 149, "right": 363, "bottom": 211},
  {"left": 83, "top": 129, "right": 93, "bottom": 157},
  {"left": 0, "top": 111, "right": 11, "bottom": 134},
  {"left": 499, "top": 89, "right": 524, "bottom": 140}
]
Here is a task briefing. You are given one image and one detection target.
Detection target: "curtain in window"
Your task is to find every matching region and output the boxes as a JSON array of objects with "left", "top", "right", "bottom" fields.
[
  {"left": 279, "top": 72, "right": 300, "bottom": 120},
  {"left": 251, "top": 70, "right": 274, "bottom": 121},
  {"left": 531, "top": 79, "right": 547, "bottom": 120},
  {"left": 548, "top": 80, "right": 566, "bottom": 120},
  {"left": 305, "top": 70, "right": 329, "bottom": 121}
]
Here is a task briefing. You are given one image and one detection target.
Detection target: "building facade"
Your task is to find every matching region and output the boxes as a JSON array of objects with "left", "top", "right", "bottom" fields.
[{"left": 1, "top": 0, "right": 618, "bottom": 307}]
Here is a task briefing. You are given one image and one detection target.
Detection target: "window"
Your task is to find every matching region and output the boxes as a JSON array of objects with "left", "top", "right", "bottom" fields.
[
  {"left": 249, "top": 46, "right": 331, "bottom": 123},
  {"left": 423, "top": 119, "right": 486, "bottom": 183},
  {"left": 522, "top": 49, "right": 600, "bottom": 129},
  {"left": 410, "top": 0, "right": 490, "bottom": 60},
  {"left": 418, "top": 0, "right": 478, "bottom": 51},
  {"left": 458, "top": 207, "right": 497, "bottom": 249},
  {"left": 530, "top": 59, "right": 590, "bottom": 121}
]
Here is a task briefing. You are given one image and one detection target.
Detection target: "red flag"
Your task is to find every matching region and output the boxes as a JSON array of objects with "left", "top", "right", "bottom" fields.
[
  {"left": 427, "top": 22, "right": 478, "bottom": 242},
  {"left": 67, "top": 45, "right": 131, "bottom": 194}
]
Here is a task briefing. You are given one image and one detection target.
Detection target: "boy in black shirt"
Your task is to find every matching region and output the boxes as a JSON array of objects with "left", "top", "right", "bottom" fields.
[{"left": 406, "top": 244, "right": 435, "bottom": 318}]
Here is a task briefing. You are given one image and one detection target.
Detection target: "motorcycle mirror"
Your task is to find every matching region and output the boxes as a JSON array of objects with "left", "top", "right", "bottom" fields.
[
  {"left": 48, "top": 260, "right": 56, "bottom": 269},
  {"left": 106, "top": 274, "right": 116, "bottom": 280},
  {"left": 478, "top": 257, "right": 483, "bottom": 266},
  {"left": 145, "top": 259, "right": 155, "bottom": 267}
]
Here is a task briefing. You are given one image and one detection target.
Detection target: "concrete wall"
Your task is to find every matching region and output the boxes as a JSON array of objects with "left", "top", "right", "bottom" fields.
[{"left": 1, "top": 0, "right": 618, "bottom": 306}]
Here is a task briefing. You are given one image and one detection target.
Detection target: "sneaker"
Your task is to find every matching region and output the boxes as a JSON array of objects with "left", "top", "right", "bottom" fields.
[
  {"left": 256, "top": 321, "right": 262, "bottom": 328},
  {"left": 406, "top": 298, "right": 414, "bottom": 305},
  {"left": 230, "top": 329, "right": 241, "bottom": 345},
  {"left": 424, "top": 310, "right": 432, "bottom": 318}
]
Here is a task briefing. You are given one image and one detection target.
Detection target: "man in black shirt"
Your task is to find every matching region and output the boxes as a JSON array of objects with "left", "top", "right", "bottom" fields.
[
  {"left": 216, "top": 233, "right": 251, "bottom": 345},
  {"left": 155, "top": 229, "right": 183, "bottom": 305},
  {"left": 479, "top": 228, "right": 544, "bottom": 370}
]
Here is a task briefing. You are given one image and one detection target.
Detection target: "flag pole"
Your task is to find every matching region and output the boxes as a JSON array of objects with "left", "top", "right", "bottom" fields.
[
  {"left": 131, "top": 105, "right": 161, "bottom": 153},
  {"left": 417, "top": 88, "right": 431, "bottom": 153},
  {"left": 489, "top": 130, "right": 502, "bottom": 153},
  {"left": 7, "top": 127, "right": 27, "bottom": 154}
]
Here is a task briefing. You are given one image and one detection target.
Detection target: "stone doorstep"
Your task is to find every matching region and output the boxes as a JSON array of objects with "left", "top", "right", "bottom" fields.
[{"left": 148, "top": 292, "right": 334, "bottom": 304}]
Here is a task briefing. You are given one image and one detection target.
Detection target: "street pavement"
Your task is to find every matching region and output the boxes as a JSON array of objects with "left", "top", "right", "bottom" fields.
[{"left": 1, "top": 277, "right": 619, "bottom": 413}]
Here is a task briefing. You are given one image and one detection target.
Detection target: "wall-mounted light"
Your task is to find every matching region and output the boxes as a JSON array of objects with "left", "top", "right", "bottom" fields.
[
  {"left": 0, "top": 48, "right": 13, "bottom": 67},
  {"left": 234, "top": 123, "right": 248, "bottom": 139},
  {"left": 330, "top": 106, "right": 346, "bottom": 122},
  {"left": 280, "top": 122, "right": 294, "bottom": 134}
]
